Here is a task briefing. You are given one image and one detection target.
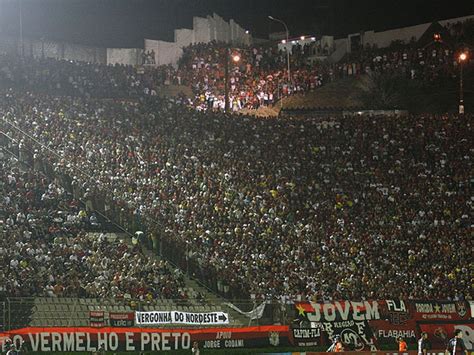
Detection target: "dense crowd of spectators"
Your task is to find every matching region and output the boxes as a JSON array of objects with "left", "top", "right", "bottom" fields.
[
  {"left": 0, "top": 153, "right": 186, "bottom": 299},
  {"left": 337, "top": 19, "right": 473, "bottom": 82},
  {"left": 337, "top": 42, "right": 468, "bottom": 82},
  {"left": 0, "top": 18, "right": 472, "bottom": 302},
  {"left": 0, "top": 42, "right": 333, "bottom": 111},
  {"left": 1, "top": 18, "right": 472, "bottom": 113},
  {"left": 445, "top": 18, "right": 474, "bottom": 44},
  {"left": 0, "top": 54, "right": 165, "bottom": 98},
  {"left": 1, "top": 85, "right": 471, "bottom": 301},
  {"left": 173, "top": 42, "right": 331, "bottom": 111}
]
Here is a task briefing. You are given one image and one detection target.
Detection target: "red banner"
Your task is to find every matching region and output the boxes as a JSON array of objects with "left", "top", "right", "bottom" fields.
[
  {"left": 89, "top": 311, "right": 105, "bottom": 328},
  {"left": 411, "top": 301, "right": 470, "bottom": 321},
  {"left": 292, "top": 300, "right": 473, "bottom": 350},
  {"left": 0, "top": 325, "right": 290, "bottom": 352},
  {"left": 370, "top": 319, "right": 418, "bottom": 344}
]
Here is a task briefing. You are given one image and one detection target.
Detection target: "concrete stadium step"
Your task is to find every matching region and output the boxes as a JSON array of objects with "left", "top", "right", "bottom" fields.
[
  {"left": 84, "top": 232, "right": 249, "bottom": 327},
  {"left": 282, "top": 76, "right": 363, "bottom": 110},
  {"left": 182, "top": 278, "right": 249, "bottom": 327}
]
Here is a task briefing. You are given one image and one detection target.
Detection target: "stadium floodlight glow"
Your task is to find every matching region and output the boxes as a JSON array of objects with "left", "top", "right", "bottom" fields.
[
  {"left": 245, "top": 30, "right": 249, "bottom": 34},
  {"left": 300, "top": 36, "right": 305, "bottom": 41},
  {"left": 281, "top": 39, "right": 286, "bottom": 44},
  {"left": 458, "top": 52, "right": 467, "bottom": 114},
  {"left": 311, "top": 37, "right": 316, "bottom": 41},
  {"left": 232, "top": 54, "right": 241, "bottom": 62}
]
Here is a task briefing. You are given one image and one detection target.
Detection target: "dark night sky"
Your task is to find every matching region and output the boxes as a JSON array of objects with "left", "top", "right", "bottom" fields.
[{"left": 0, "top": 0, "right": 472, "bottom": 47}]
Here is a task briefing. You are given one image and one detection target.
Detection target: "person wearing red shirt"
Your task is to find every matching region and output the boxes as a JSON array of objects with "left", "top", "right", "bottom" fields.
[{"left": 398, "top": 337, "right": 408, "bottom": 351}]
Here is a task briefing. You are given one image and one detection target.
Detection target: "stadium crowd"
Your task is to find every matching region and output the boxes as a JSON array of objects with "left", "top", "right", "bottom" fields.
[
  {"left": 0, "top": 17, "right": 472, "bottom": 302},
  {"left": 0, "top": 54, "right": 163, "bottom": 98},
  {"left": 337, "top": 42, "right": 468, "bottom": 82},
  {"left": 0, "top": 153, "right": 186, "bottom": 299},
  {"left": 0, "top": 42, "right": 331, "bottom": 112},
  {"left": 337, "top": 19, "right": 473, "bottom": 81},
  {"left": 174, "top": 42, "right": 331, "bottom": 111},
  {"left": 1, "top": 86, "right": 471, "bottom": 301},
  {"left": 1, "top": 17, "right": 472, "bottom": 112}
]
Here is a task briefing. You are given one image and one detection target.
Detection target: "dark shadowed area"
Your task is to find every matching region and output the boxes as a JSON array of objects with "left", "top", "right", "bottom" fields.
[{"left": 0, "top": 0, "right": 472, "bottom": 47}]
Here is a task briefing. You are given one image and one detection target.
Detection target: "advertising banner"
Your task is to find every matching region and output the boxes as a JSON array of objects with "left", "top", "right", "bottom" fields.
[
  {"left": 0, "top": 325, "right": 289, "bottom": 352},
  {"left": 135, "top": 311, "right": 229, "bottom": 325}
]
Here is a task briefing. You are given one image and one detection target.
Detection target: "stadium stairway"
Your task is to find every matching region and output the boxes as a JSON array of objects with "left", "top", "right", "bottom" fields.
[
  {"left": 116, "top": 232, "right": 251, "bottom": 327},
  {"left": 281, "top": 77, "right": 363, "bottom": 110},
  {"left": 182, "top": 278, "right": 251, "bottom": 327},
  {"left": 25, "top": 232, "right": 249, "bottom": 328}
]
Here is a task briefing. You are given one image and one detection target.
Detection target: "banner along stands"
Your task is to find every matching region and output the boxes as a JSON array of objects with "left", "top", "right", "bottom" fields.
[
  {"left": 0, "top": 325, "right": 289, "bottom": 352},
  {"left": 411, "top": 301, "right": 470, "bottom": 321},
  {"left": 292, "top": 301, "right": 379, "bottom": 350},
  {"left": 89, "top": 311, "right": 105, "bottom": 328},
  {"left": 135, "top": 311, "right": 229, "bottom": 325},
  {"left": 110, "top": 313, "right": 134, "bottom": 327}
]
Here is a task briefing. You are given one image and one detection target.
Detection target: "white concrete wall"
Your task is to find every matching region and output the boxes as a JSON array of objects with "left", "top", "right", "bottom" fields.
[
  {"left": 360, "top": 14, "right": 474, "bottom": 49},
  {"left": 438, "top": 15, "right": 474, "bottom": 26},
  {"left": 329, "top": 38, "right": 349, "bottom": 63},
  {"left": 14, "top": 36, "right": 106, "bottom": 63},
  {"left": 2, "top": 13, "right": 252, "bottom": 67},
  {"left": 335, "top": 14, "right": 474, "bottom": 59},
  {"left": 360, "top": 23, "right": 431, "bottom": 48},
  {"left": 229, "top": 19, "right": 251, "bottom": 45},
  {"left": 153, "top": 14, "right": 251, "bottom": 66},
  {"left": 107, "top": 48, "right": 141, "bottom": 65},
  {"left": 144, "top": 39, "right": 182, "bottom": 67},
  {"left": 207, "top": 15, "right": 216, "bottom": 42},
  {"left": 175, "top": 28, "right": 194, "bottom": 48},
  {"left": 63, "top": 43, "right": 106, "bottom": 63},
  {"left": 211, "top": 13, "right": 230, "bottom": 43},
  {"left": 193, "top": 16, "right": 211, "bottom": 43}
]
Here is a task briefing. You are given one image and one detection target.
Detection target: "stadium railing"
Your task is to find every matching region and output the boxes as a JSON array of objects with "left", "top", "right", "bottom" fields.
[{"left": 0, "top": 297, "right": 293, "bottom": 330}]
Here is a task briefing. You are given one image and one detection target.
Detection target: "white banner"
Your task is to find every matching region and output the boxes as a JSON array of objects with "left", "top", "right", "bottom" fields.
[
  {"left": 224, "top": 302, "right": 266, "bottom": 320},
  {"left": 135, "top": 311, "right": 229, "bottom": 325},
  {"left": 470, "top": 301, "right": 474, "bottom": 319}
]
